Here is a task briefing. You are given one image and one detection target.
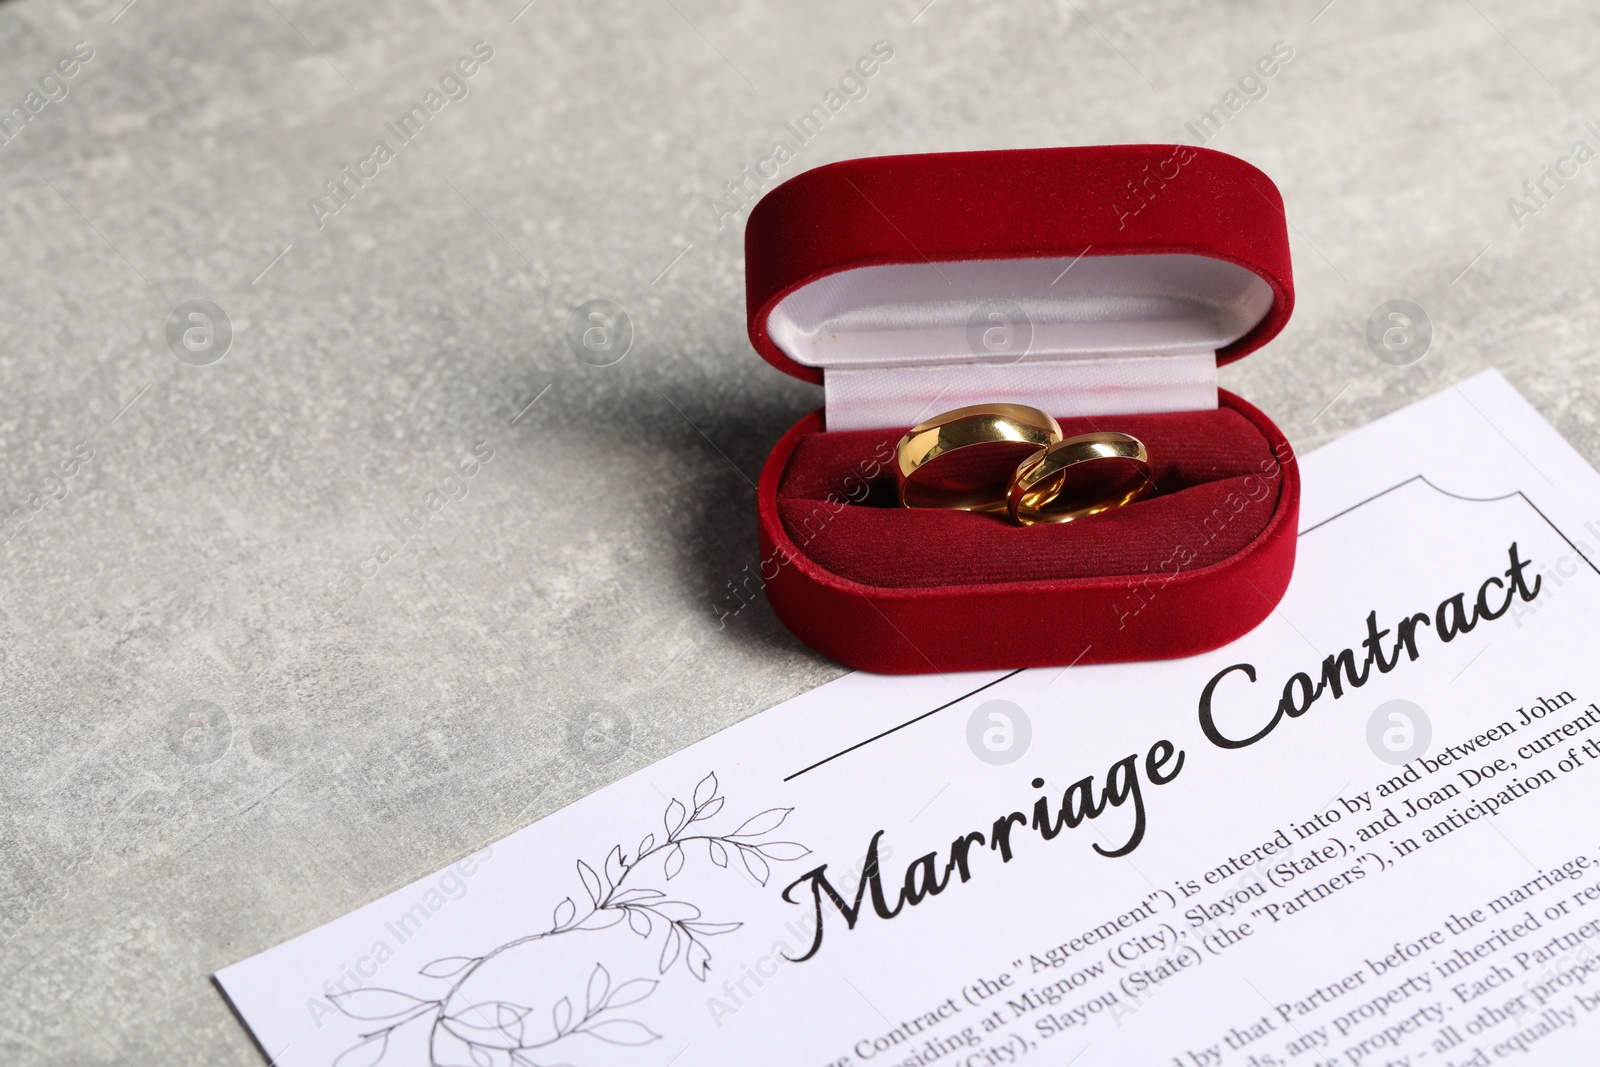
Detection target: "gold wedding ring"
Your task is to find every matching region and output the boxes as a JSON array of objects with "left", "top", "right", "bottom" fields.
[
  {"left": 1006, "top": 432, "right": 1154, "bottom": 526},
  {"left": 896, "top": 404, "right": 1063, "bottom": 513}
]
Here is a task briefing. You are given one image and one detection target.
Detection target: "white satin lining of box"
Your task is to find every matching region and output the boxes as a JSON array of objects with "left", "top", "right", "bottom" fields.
[
  {"left": 821, "top": 354, "right": 1218, "bottom": 431},
  {"left": 765, "top": 253, "right": 1273, "bottom": 430}
]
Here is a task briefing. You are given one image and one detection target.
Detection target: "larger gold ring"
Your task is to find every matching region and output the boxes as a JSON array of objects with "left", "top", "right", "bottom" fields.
[
  {"left": 1006, "top": 432, "right": 1154, "bottom": 525},
  {"left": 896, "top": 403, "right": 1063, "bottom": 513}
]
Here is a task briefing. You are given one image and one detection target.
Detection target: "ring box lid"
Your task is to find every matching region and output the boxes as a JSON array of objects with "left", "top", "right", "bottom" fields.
[{"left": 745, "top": 145, "right": 1295, "bottom": 431}]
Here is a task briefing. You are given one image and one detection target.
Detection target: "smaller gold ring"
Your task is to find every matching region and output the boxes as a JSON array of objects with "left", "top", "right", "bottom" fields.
[
  {"left": 896, "top": 404, "right": 1063, "bottom": 513},
  {"left": 1007, "top": 432, "right": 1154, "bottom": 526}
]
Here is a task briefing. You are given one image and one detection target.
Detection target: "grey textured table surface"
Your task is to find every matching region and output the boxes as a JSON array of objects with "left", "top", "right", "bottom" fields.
[{"left": 3, "top": 0, "right": 1598, "bottom": 1062}]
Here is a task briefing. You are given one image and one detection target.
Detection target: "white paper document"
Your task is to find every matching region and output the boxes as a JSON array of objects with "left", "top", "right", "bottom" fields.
[{"left": 220, "top": 370, "right": 1600, "bottom": 1067}]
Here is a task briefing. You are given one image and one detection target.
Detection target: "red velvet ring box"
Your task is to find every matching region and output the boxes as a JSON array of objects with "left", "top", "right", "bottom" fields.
[{"left": 745, "top": 145, "right": 1298, "bottom": 674}]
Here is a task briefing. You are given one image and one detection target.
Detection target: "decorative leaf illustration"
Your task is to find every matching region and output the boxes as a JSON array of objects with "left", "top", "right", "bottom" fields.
[
  {"left": 604, "top": 846, "right": 626, "bottom": 890},
  {"left": 610, "top": 888, "right": 663, "bottom": 904},
  {"left": 652, "top": 900, "right": 701, "bottom": 921},
  {"left": 752, "top": 841, "right": 810, "bottom": 861},
  {"left": 419, "top": 956, "right": 478, "bottom": 979},
  {"left": 333, "top": 1031, "right": 388, "bottom": 1067},
  {"left": 606, "top": 978, "right": 658, "bottom": 1009},
  {"left": 442, "top": 1007, "right": 529, "bottom": 1051},
  {"left": 686, "top": 939, "right": 712, "bottom": 981},
  {"left": 586, "top": 963, "right": 611, "bottom": 1015},
  {"left": 693, "top": 773, "right": 718, "bottom": 809},
  {"left": 729, "top": 807, "right": 791, "bottom": 838},
  {"left": 659, "top": 925, "right": 683, "bottom": 973},
  {"left": 576, "top": 908, "right": 626, "bottom": 931},
  {"left": 553, "top": 996, "right": 572, "bottom": 1035},
  {"left": 585, "top": 1019, "right": 662, "bottom": 1046},
  {"left": 694, "top": 796, "right": 724, "bottom": 821},
  {"left": 740, "top": 846, "right": 771, "bottom": 886},
  {"left": 442, "top": 1003, "right": 529, "bottom": 1049},
  {"left": 327, "top": 772, "right": 813, "bottom": 1067},
  {"left": 330, "top": 988, "right": 431, "bottom": 1021},
  {"left": 576, "top": 860, "right": 602, "bottom": 905}
]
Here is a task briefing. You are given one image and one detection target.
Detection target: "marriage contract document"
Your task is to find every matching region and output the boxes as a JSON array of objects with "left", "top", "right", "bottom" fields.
[{"left": 220, "top": 371, "right": 1600, "bottom": 1067}]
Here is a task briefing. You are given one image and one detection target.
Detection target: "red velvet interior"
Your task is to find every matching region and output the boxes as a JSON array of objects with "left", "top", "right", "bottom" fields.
[{"left": 777, "top": 409, "right": 1283, "bottom": 589}]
